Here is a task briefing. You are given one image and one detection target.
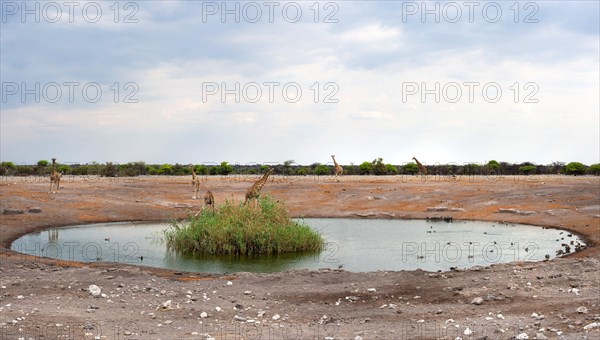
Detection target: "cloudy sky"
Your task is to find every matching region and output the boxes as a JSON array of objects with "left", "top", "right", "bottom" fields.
[{"left": 1, "top": 1, "right": 598, "bottom": 166}]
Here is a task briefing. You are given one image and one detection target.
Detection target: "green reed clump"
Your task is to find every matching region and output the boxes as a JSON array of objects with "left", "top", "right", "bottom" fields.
[{"left": 163, "top": 196, "right": 323, "bottom": 255}]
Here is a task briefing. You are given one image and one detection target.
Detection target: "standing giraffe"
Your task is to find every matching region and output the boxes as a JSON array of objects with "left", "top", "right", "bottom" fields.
[
  {"left": 244, "top": 168, "right": 273, "bottom": 206},
  {"left": 189, "top": 164, "right": 200, "bottom": 199},
  {"left": 412, "top": 157, "right": 427, "bottom": 176},
  {"left": 331, "top": 155, "right": 343, "bottom": 181},
  {"left": 49, "top": 158, "right": 61, "bottom": 193}
]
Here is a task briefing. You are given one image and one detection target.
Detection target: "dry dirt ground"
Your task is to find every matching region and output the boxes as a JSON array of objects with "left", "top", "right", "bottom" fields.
[{"left": 0, "top": 175, "right": 598, "bottom": 340}]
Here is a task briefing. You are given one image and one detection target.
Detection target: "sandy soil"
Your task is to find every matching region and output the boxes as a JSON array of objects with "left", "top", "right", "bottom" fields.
[{"left": 0, "top": 175, "right": 598, "bottom": 339}]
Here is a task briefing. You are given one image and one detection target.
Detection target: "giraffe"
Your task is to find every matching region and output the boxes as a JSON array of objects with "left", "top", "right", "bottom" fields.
[
  {"left": 244, "top": 168, "right": 273, "bottom": 206},
  {"left": 331, "top": 155, "right": 343, "bottom": 181},
  {"left": 412, "top": 157, "right": 427, "bottom": 176},
  {"left": 194, "top": 190, "right": 215, "bottom": 217},
  {"left": 49, "top": 158, "right": 61, "bottom": 193},
  {"left": 189, "top": 164, "right": 200, "bottom": 199},
  {"left": 203, "top": 190, "right": 215, "bottom": 210}
]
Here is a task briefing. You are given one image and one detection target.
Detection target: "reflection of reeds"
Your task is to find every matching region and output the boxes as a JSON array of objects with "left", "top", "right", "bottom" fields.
[
  {"left": 163, "top": 196, "right": 323, "bottom": 255},
  {"left": 48, "top": 229, "right": 59, "bottom": 241}
]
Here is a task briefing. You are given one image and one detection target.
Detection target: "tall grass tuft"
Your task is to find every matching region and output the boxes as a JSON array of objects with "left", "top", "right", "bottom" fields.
[{"left": 163, "top": 196, "right": 323, "bottom": 255}]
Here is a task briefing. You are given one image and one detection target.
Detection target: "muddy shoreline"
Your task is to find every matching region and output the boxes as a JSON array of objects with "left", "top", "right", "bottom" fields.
[{"left": 1, "top": 175, "right": 599, "bottom": 339}]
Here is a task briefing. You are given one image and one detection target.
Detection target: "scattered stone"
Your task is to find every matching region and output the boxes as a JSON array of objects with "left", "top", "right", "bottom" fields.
[
  {"left": 233, "top": 315, "right": 246, "bottom": 322},
  {"left": 215, "top": 307, "right": 222, "bottom": 312},
  {"left": 272, "top": 314, "right": 280, "bottom": 321},
  {"left": 28, "top": 207, "right": 42, "bottom": 213},
  {"left": 200, "top": 312, "right": 208, "bottom": 318},
  {"left": 164, "top": 320, "right": 173, "bottom": 325},
  {"left": 88, "top": 285, "right": 101, "bottom": 297},
  {"left": 583, "top": 322, "right": 600, "bottom": 330},
  {"left": 345, "top": 296, "right": 359, "bottom": 302},
  {"left": 3, "top": 208, "right": 24, "bottom": 215},
  {"left": 464, "top": 328, "right": 473, "bottom": 336},
  {"left": 354, "top": 336, "right": 363, "bottom": 340},
  {"left": 161, "top": 300, "right": 172, "bottom": 309},
  {"left": 226, "top": 281, "right": 233, "bottom": 286},
  {"left": 516, "top": 333, "right": 529, "bottom": 339},
  {"left": 576, "top": 306, "right": 588, "bottom": 314},
  {"left": 535, "top": 333, "right": 548, "bottom": 340},
  {"left": 427, "top": 206, "right": 448, "bottom": 211},
  {"left": 243, "top": 290, "right": 252, "bottom": 295},
  {"left": 471, "top": 297, "right": 484, "bottom": 305},
  {"left": 367, "top": 288, "right": 376, "bottom": 293},
  {"left": 497, "top": 314, "right": 505, "bottom": 320}
]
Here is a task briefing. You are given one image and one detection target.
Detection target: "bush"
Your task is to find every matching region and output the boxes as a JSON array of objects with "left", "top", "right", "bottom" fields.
[
  {"left": 313, "top": 164, "right": 329, "bottom": 176},
  {"left": 385, "top": 163, "right": 398, "bottom": 174},
  {"left": 219, "top": 162, "right": 233, "bottom": 175},
  {"left": 359, "top": 161, "right": 372, "bottom": 175},
  {"left": 163, "top": 196, "right": 324, "bottom": 255},
  {"left": 402, "top": 163, "right": 418, "bottom": 175},
  {"left": 158, "top": 164, "right": 173, "bottom": 175},
  {"left": 37, "top": 160, "right": 49, "bottom": 167},
  {"left": 564, "top": 162, "right": 586, "bottom": 176},
  {"left": 588, "top": 163, "right": 600, "bottom": 176},
  {"left": 371, "top": 158, "right": 387, "bottom": 175},
  {"left": 519, "top": 165, "right": 536, "bottom": 175}
]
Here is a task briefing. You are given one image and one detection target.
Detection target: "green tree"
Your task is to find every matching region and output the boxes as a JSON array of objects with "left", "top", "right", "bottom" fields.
[
  {"left": 486, "top": 160, "right": 500, "bottom": 173},
  {"left": 282, "top": 160, "right": 294, "bottom": 175},
  {"left": 519, "top": 165, "right": 536, "bottom": 175},
  {"left": 402, "top": 162, "right": 418, "bottom": 175},
  {"left": 295, "top": 167, "right": 307, "bottom": 176},
  {"left": 588, "top": 163, "right": 600, "bottom": 176},
  {"left": 313, "top": 164, "right": 329, "bottom": 176},
  {"left": 37, "top": 160, "right": 49, "bottom": 167},
  {"left": 359, "top": 161, "right": 372, "bottom": 175},
  {"left": 385, "top": 163, "right": 398, "bottom": 174},
  {"left": 158, "top": 164, "right": 173, "bottom": 175},
  {"left": 102, "top": 162, "right": 118, "bottom": 177},
  {"left": 371, "top": 158, "right": 387, "bottom": 175},
  {"left": 219, "top": 162, "right": 233, "bottom": 175},
  {"left": 564, "top": 162, "right": 586, "bottom": 176}
]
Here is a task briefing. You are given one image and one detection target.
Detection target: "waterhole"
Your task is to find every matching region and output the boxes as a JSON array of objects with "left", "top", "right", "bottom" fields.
[{"left": 11, "top": 219, "right": 585, "bottom": 273}]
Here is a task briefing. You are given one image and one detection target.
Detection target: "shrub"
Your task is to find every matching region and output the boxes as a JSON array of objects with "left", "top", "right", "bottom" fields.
[
  {"left": 359, "top": 161, "right": 372, "bottom": 175},
  {"left": 37, "top": 160, "right": 49, "bottom": 167},
  {"left": 313, "top": 164, "right": 329, "bottom": 176},
  {"left": 371, "top": 158, "right": 387, "bottom": 175},
  {"left": 564, "top": 162, "right": 586, "bottom": 176},
  {"left": 588, "top": 163, "right": 600, "bottom": 176},
  {"left": 519, "top": 165, "right": 536, "bottom": 175},
  {"left": 385, "top": 163, "right": 398, "bottom": 174},
  {"left": 402, "top": 162, "right": 418, "bottom": 175},
  {"left": 158, "top": 164, "right": 173, "bottom": 175},
  {"left": 163, "top": 196, "right": 323, "bottom": 255},
  {"left": 219, "top": 161, "right": 233, "bottom": 175}
]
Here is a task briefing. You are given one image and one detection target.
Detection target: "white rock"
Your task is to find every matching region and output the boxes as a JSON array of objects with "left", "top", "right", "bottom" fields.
[
  {"left": 215, "top": 307, "right": 222, "bottom": 312},
  {"left": 576, "top": 306, "right": 588, "bottom": 314},
  {"left": 471, "top": 297, "right": 484, "bottom": 305},
  {"left": 583, "top": 322, "right": 600, "bottom": 330},
  {"left": 272, "top": 314, "right": 280, "bottom": 320},
  {"left": 233, "top": 315, "right": 246, "bottom": 322},
  {"left": 354, "top": 336, "right": 363, "bottom": 340},
  {"left": 516, "top": 333, "right": 529, "bottom": 339},
  {"left": 244, "top": 291, "right": 252, "bottom": 295},
  {"left": 88, "top": 285, "right": 101, "bottom": 297},
  {"left": 200, "top": 312, "right": 208, "bottom": 318},
  {"left": 16, "top": 295, "right": 24, "bottom": 300},
  {"left": 227, "top": 281, "right": 233, "bottom": 286},
  {"left": 445, "top": 319, "right": 455, "bottom": 324},
  {"left": 367, "top": 288, "right": 376, "bottom": 292},
  {"left": 162, "top": 300, "right": 172, "bottom": 309},
  {"left": 417, "top": 319, "right": 425, "bottom": 323},
  {"left": 497, "top": 314, "right": 505, "bottom": 320},
  {"left": 531, "top": 312, "right": 539, "bottom": 318},
  {"left": 535, "top": 333, "right": 548, "bottom": 340},
  {"left": 464, "top": 328, "right": 473, "bottom": 336},
  {"left": 164, "top": 320, "right": 173, "bottom": 325}
]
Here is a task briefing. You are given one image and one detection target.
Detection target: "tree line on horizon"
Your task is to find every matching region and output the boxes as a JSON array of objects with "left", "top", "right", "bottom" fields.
[{"left": 1, "top": 159, "right": 599, "bottom": 177}]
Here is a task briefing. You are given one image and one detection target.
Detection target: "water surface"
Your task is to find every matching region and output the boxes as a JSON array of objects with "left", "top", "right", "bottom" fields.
[{"left": 11, "top": 219, "right": 584, "bottom": 273}]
